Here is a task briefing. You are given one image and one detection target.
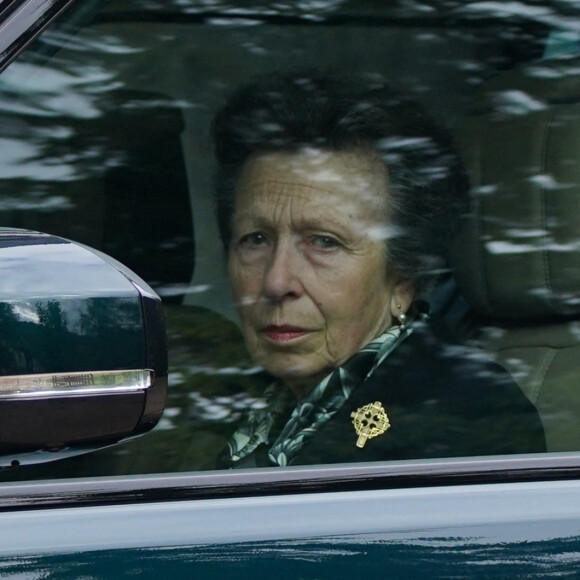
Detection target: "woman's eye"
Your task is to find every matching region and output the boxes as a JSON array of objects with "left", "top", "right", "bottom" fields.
[
  {"left": 312, "top": 235, "right": 340, "bottom": 250},
  {"left": 239, "top": 232, "right": 268, "bottom": 248}
]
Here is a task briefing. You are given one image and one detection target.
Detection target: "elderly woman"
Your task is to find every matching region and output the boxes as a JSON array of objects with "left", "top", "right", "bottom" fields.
[{"left": 212, "top": 72, "right": 545, "bottom": 468}]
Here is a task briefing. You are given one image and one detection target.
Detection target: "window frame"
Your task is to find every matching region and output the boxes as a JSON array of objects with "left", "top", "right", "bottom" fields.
[
  {"left": 0, "top": 0, "right": 80, "bottom": 72},
  {"left": 1, "top": 454, "right": 580, "bottom": 511},
  {"left": 1, "top": 0, "right": 580, "bottom": 496}
]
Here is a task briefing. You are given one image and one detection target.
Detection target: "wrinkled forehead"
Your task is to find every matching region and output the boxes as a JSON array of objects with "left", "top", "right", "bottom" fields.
[{"left": 236, "top": 148, "right": 390, "bottom": 213}]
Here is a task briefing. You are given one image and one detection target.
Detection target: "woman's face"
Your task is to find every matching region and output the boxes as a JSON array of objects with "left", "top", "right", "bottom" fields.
[{"left": 228, "top": 149, "right": 413, "bottom": 397}]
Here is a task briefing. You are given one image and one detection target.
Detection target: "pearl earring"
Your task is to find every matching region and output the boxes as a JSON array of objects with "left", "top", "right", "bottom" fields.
[{"left": 397, "top": 304, "right": 407, "bottom": 327}]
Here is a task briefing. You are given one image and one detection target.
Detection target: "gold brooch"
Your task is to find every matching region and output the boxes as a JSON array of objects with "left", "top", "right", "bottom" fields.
[{"left": 351, "top": 401, "right": 390, "bottom": 448}]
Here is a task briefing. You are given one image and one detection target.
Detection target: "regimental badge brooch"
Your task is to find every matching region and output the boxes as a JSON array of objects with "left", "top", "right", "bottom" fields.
[{"left": 351, "top": 401, "right": 390, "bottom": 448}]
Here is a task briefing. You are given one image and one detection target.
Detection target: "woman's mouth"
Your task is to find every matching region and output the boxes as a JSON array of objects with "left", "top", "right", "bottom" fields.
[{"left": 262, "top": 325, "right": 312, "bottom": 343}]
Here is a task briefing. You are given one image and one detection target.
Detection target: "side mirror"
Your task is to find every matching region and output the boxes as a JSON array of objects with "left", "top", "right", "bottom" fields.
[{"left": 0, "top": 228, "right": 167, "bottom": 467}]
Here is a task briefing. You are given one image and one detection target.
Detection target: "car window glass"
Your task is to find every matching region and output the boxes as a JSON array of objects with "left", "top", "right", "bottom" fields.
[{"left": 0, "top": 0, "right": 579, "bottom": 480}]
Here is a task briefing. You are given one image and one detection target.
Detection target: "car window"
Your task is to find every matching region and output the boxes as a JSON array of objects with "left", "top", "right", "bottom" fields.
[{"left": 1, "top": 0, "right": 579, "bottom": 481}]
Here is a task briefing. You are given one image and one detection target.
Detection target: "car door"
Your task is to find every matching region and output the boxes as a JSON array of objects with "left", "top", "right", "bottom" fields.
[
  {"left": 1, "top": 1, "right": 580, "bottom": 577},
  {"left": 2, "top": 460, "right": 580, "bottom": 577}
]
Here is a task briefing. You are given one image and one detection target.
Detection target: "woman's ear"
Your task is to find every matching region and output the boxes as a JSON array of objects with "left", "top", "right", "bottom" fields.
[{"left": 389, "top": 279, "right": 415, "bottom": 320}]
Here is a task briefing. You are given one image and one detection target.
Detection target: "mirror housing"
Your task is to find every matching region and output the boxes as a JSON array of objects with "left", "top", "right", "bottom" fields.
[{"left": 0, "top": 228, "right": 167, "bottom": 466}]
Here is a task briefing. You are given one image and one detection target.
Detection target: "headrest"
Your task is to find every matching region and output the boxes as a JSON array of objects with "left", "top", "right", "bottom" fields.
[{"left": 450, "top": 55, "right": 580, "bottom": 320}]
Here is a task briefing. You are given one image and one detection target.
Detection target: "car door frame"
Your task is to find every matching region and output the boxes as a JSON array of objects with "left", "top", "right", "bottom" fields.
[{"left": 2, "top": 0, "right": 580, "bottom": 567}]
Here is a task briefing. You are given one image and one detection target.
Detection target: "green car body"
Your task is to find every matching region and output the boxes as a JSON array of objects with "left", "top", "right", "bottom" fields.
[{"left": 1, "top": 1, "right": 580, "bottom": 577}]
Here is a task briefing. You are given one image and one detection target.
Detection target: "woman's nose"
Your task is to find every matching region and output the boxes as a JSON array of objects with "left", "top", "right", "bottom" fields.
[{"left": 262, "top": 242, "right": 303, "bottom": 301}]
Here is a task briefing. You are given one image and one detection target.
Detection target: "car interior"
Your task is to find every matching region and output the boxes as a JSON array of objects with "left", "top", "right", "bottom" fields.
[
  {"left": 451, "top": 50, "right": 580, "bottom": 452},
  {"left": 0, "top": 1, "right": 579, "bottom": 477}
]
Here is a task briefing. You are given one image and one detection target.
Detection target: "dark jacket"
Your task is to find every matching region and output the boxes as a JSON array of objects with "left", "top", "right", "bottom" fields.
[
  {"left": 234, "top": 320, "right": 546, "bottom": 468},
  {"left": 294, "top": 320, "right": 546, "bottom": 465}
]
